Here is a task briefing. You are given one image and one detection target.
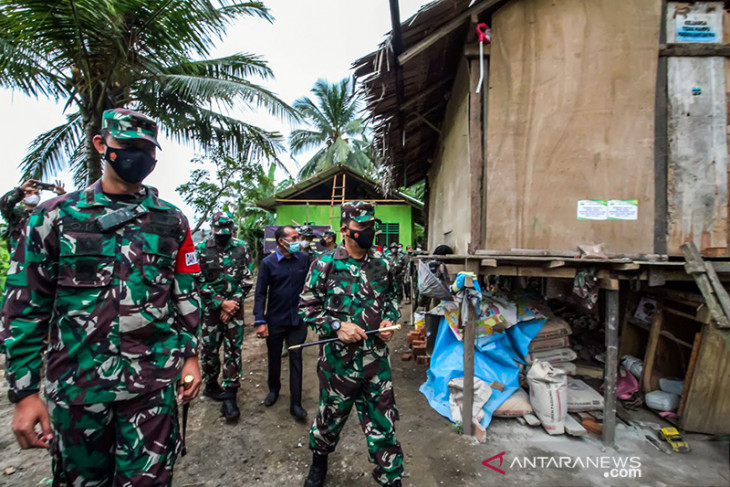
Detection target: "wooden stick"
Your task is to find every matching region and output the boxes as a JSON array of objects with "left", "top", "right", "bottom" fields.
[{"left": 288, "top": 324, "right": 402, "bottom": 350}]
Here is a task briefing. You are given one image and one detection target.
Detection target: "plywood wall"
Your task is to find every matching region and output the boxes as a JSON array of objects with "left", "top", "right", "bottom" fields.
[
  {"left": 485, "top": 0, "right": 661, "bottom": 253},
  {"left": 427, "top": 58, "right": 471, "bottom": 254}
]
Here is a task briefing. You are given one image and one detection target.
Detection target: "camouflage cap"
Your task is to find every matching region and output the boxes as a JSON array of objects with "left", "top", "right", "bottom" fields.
[
  {"left": 298, "top": 225, "right": 315, "bottom": 237},
  {"left": 323, "top": 230, "right": 336, "bottom": 238},
  {"left": 212, "top": 211, "right": 234, "bottom": 235},
  {"left": 102, "top": 108, "right": 161, "bottom": 149},
  {"left": 341, "top": 201, "right": 381, "bottom": 223}
]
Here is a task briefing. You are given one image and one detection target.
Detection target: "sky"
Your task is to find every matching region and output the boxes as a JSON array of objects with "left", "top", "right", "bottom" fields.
[{"left": 0, "top": 0, "right": 428, "bottom": 223}]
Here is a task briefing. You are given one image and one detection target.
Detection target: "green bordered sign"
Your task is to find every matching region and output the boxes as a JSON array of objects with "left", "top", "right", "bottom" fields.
[
  {"left": 577, "top": 200, "right": 638, "bottom": 221},
  {"left": 608, "top": 200, "right": 638, "bottom": 220},
  {"left": 577, "top": 200, "right": 608, "bottom": 220}
]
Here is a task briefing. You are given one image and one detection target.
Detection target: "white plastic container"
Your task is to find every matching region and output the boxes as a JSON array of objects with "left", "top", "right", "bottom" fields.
[
  {"left": 645, "top": 390, "right": 680, "bottom": 411},
  {"left": 659, "top": 378, "right": 685, "bottom": 396}
]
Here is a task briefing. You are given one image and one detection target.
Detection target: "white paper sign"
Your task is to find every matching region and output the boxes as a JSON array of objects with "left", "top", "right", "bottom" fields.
[
  {"left": 608, "top": 200, "right": 638, "bottom": 220},
  {"left": 676, "top": 13, "right": 719, "bottom": 43},
  {"left": 577, "top": 200, "right": 608, "bottom": 220}
]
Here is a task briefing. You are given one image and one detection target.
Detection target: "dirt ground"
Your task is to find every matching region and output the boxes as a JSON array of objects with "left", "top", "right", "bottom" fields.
[{"left": 0, "top": 299, "right": 729, "bottom": 486}]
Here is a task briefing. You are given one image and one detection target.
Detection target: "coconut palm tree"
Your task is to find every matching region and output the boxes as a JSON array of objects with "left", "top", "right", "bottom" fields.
[
  {"left": 0, "top": 0, "right": 296, "bottom": 186},
  {"left": 289, "top": 77, "right": 375, "bottom": 180}
]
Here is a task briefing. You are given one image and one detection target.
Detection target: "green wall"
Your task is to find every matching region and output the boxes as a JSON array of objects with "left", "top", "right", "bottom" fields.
[{"left": 274, "top": 204, "right": 414, "bottom": 245}]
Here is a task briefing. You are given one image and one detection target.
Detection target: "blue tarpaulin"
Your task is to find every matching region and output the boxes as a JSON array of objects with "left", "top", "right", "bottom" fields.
[{"left": 419, "top": 316, "right": 545, "bottom": 428}]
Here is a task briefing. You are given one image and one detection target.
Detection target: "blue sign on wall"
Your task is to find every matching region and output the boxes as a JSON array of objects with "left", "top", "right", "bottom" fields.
[{"left": 676, "top": 14, "right": 718, "bottom": 43}]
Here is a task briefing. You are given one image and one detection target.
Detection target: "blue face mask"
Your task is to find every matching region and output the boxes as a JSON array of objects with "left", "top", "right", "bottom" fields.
[{"left": 286, "top": 241, "right": 301, "bottom": 253}]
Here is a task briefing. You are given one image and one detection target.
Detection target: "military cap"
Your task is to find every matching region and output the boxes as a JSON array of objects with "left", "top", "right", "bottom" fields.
[
  {"left": 102, "top": 108, "right": 161, "bottom": 149},
  {"left": 212, "top": 211, "right": 235, "bottom": 235},
  {"left": 298, "top": 225, "right": 315, "bottom": 237},
  {"left": 389, "top": 242, "right": 398, "bottom": 249},
  {"left": 341, "top": 201, "right": 381, "bottom": 223},
  {"left": 323, "top": 230, "right": 336, "bottom": 238}
]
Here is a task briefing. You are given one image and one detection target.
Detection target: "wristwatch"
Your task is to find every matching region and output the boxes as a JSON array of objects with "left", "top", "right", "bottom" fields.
[
  {"left": 8, "top": 388, "right": 37, "bottom": 404},
  {"left": 331, "top": 319, "right": 342, "bottom": 332}
]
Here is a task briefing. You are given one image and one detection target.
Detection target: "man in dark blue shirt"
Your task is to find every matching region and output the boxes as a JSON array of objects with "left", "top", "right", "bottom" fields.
[{"left": 253, "top": 225, "right": 310, "bottom": 420}]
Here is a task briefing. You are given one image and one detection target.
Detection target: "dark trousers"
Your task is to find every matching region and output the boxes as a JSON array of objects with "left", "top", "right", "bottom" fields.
[{"left": 266, "top": 324, "right": 308, "bottom": 406}]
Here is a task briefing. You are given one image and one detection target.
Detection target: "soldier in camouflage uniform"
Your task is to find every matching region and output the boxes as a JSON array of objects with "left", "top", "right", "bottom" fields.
[
  {"left": 318, "top": 230, "right": 337, "bottom": 254},
  {"left": 0, "top": 108, "right": 202, "bottom": 486},
  {"left": 196, "top": 211, "right": 253, "bottom": 422},
  {"left": 387, "top": 242, "right": 405, "bottom": 304},
  {"left": 299, "top": 201, "right": 404, "bottom": 487},
  {"left": 298, "top": 224, "right": 317, "bottom": 264},
  {"left": 0, "top": 179, "right": 65, "bottom": 254}
]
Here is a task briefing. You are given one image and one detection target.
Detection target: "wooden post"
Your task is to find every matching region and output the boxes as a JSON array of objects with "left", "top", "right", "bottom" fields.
[
  {"left": 468, "top": 57, "right": 485, "bottom": 253},
  {"left": 462, "top": 279, "right": 477, "bottom": 437},
  {"left": 602, "top": 285, "right": 620, "bottom": 446}
]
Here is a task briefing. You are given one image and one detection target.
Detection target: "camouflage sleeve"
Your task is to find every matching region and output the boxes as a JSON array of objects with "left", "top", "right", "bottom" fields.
[
  {"left": 231, "top": 244, "right": 253, "bottom": 302},
  {"left": 0, "top": 187, "right": 23, "bottom": 227},
  {"left": 383, "top": 259, "right": 401, "bottom": 323},
  {"left": 298, "top": 255, "right": 336, "bottom": 336},
  {"left": 173, "top": 220, "right": 202, "bottom": 358},
  {"left": 194, "top": 241, "right": 214, "bottom": 305},
  {"left": 2, "top": 207, "right": 57, "bottom": 394}
]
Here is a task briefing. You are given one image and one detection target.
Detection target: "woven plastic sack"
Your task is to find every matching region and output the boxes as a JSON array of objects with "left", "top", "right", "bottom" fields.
[{"left": 418, "top": 260, "right": 453, "bottom": 301}]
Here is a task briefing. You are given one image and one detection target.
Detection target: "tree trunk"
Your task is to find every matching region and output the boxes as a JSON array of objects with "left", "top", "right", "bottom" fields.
[{"left": 85, "top": 117, "right": 103, "bottom": 185}]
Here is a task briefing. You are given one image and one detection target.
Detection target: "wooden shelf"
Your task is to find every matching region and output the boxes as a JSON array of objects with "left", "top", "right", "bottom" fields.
[{"left": 627, "top": 317, "right": 693, "bottom": 348}]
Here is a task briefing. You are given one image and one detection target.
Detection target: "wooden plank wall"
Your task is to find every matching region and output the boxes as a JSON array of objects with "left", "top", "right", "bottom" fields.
[
  {"left": 666, "top": 2, "right": 728, "bottom": 256},
  {"left": 485, "top": 0, "right": 661, "bottom": 253}
]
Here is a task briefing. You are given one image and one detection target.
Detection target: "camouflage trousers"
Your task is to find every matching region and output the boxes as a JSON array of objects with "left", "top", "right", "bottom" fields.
[
  {"left": 309, "top": 359, "right": 404, "bottom": 486},
  {"left": 47, "top": 384, "right": 180, "bottom": 486},
  {"left": 200, "top": 312, "right": 244, "bottom": 390}
]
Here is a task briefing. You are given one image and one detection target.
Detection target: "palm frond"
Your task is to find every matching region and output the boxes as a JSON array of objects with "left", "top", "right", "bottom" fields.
[{"left": 19, "top": 112, "right": 84, "bottom": 182}]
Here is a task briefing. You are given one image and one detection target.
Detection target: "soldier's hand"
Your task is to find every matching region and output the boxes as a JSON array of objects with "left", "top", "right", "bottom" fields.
[
  {"left": 178, "top": 356, "right": 202, "bottom": 405},
  {"left": 53, "top": 179, "right": 66, "bottom": 195},
  {"left": 19, "top": 179, "right": 39, "bottom": 192},
  {"left": 220, "top": 310, "right": 232, "bottom": 323},
  {"left": 336, "top": 322, "right": 367, "bottom": 343},
  {"left": 256, "top": 324, "right": 269, "bottom": 338},
  {"left": 12, "top": 394, "right": 52, "bottom": 449},
  {"left": 221, "top": 300, "right": 239, "bottom": 315},
  {"left": 378, "top": 320, "right": 395, "bottom": 341}
]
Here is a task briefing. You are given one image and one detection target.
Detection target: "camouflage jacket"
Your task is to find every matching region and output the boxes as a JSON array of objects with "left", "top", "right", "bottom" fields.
[
  {"left": 389, "top": 252, "right": 405, "bottom": 277},
  {"left": 299, "top": 243, "right": 400, "bottom": 374},
  {"left": 0, "top": 181, "right": 202, "bottom": 405},
  {"left": 0, "top": 187, "right": 31, "bottom": 253},
  {"left": 195, "top": 236, "right": 253, "bottom": 311}
]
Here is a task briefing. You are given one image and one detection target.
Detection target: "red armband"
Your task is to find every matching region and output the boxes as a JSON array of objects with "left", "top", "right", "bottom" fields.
[{"left": 176, "top": 228, "right": 201, "bottom": 273}]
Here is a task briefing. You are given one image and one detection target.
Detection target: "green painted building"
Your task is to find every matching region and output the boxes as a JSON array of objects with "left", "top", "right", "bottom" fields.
[{"left": 257, "top": 165, "right": 423, "bottom": 250}]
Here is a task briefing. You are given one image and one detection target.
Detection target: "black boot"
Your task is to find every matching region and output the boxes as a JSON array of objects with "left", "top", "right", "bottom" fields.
[
  {"left": 220, "top": 392, "right": 240, "bottom": 422},
  {"left": 203, "top": 381, "right": 227, "bottom": 401},
  {"left": 303, "top": 453, "right": 328, "bottom": 487}
]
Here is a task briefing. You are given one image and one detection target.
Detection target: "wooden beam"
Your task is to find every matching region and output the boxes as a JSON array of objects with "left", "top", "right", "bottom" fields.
[
  {"left": 462, "top": 280, "right": 477, "bottom": 438},
  {"left": 468, "top": 57, "right": 485, "bottom": 253},
  {"left": 401, "top": 76, "right": 455, "bottom": 111},
  {"left": 414, "top": 113, "right": 441, "bottom": 134},
  {"left": 397, "top": 0, "right": 502, "bottom": 65},
  {"left": 660, "top": 43, "right": 730, "bottom": 57},
  {"left": 480, "top": 259, "right": 497, "bottom": 267},
  {"left": 464, "top": 43, "right": 491, "bottom": 58}
]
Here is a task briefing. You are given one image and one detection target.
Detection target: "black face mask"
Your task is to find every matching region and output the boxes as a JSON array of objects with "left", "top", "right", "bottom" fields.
[
  {"left": 105, "top": 147, "right": 156, "bottom": 184},
  {"left": 319, "top": 238, "right": 328, "bottom": 247},
  {"left": 215, "top": 234, "right": 232, "bottom": 246},
  {"left": 346, "top": 226, "right": 375, "bottom": 250}
]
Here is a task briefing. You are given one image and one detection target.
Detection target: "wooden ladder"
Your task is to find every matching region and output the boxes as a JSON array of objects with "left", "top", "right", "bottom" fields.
[{"left": 329, "top": 173, "right": 347, "bottom": 226}]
